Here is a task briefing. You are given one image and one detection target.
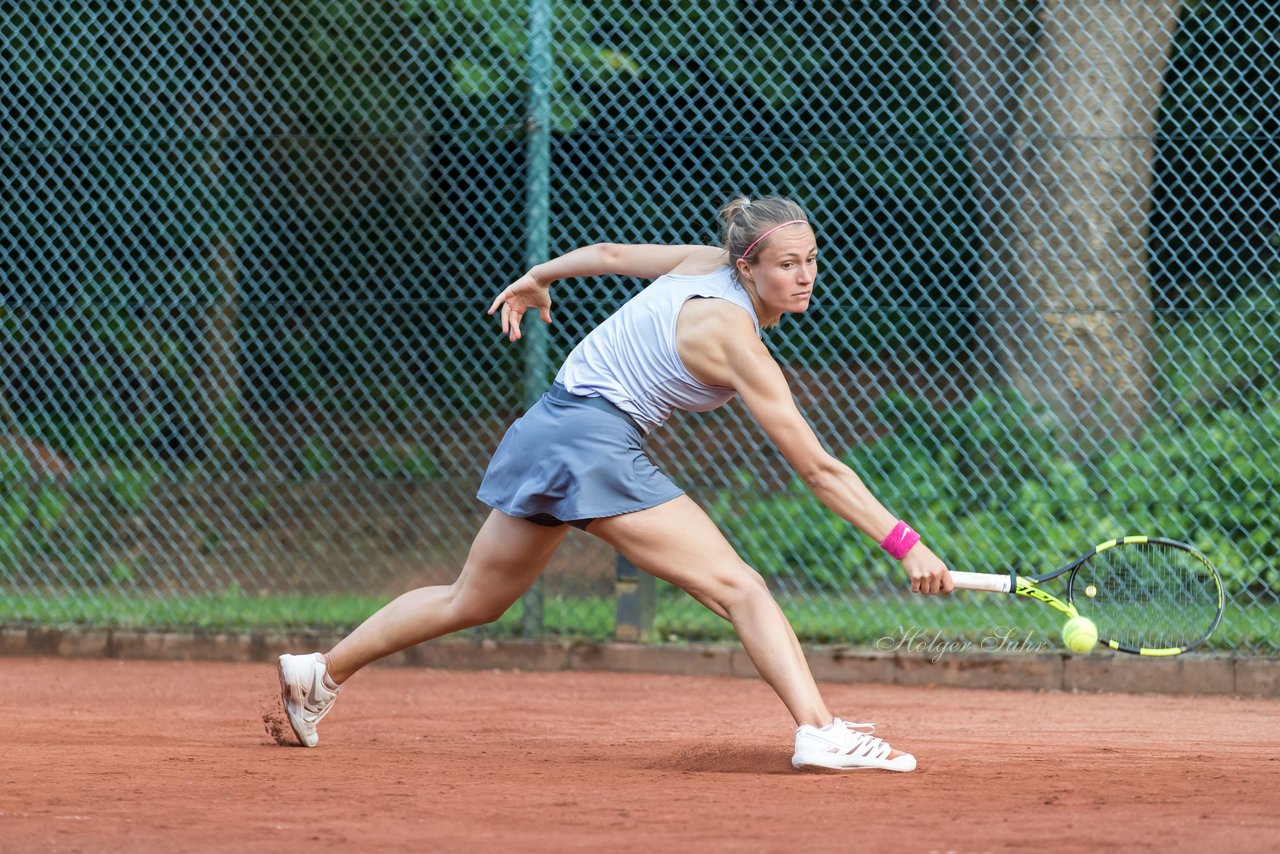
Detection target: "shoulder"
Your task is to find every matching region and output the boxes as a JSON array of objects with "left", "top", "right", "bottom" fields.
[
  {"left": 679, "top": 293, "right": 759, "bottom": 342},
  {"left": 676, "top": 298, "right": 774, "bottom": 388},
  {"left": 668, "top": 246, "right": 730, "bottom": 276}
]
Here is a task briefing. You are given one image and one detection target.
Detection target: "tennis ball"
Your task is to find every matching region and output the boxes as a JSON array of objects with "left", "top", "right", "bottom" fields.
[
  {"left": 1085, "top": 584, "right": 1097, "bottom": 599},
  {"left": 1062, "top": 616, "right": 1098, "bottom": 654}
]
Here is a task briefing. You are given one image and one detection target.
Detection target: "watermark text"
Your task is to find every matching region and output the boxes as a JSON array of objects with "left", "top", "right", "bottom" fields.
[{"left": 874, "top": 625, "right": 1054, "bottom": 662}]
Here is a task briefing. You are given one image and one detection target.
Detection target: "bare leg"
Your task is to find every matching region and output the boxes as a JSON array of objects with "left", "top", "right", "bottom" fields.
[
  {"left": 587, "top": 495, "right": 832, "bottom": 727},
  {"left": 325, "top": 510, "right": 569, "bottom": 683}
]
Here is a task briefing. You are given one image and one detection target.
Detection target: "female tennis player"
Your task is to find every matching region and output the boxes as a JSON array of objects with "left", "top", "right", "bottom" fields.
[{"left": 279, "top": 195, "right": 953, "bottom": 771}]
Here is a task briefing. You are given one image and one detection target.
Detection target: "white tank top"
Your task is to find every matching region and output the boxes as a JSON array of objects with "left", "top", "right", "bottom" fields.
[{"left": 555, "top": 266, "right": 760, "bottom": 432}]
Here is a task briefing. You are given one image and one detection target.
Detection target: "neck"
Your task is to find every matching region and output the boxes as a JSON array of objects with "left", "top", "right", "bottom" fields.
[{"left": 740, "top": 279, "right": 781, "bottom": 328}]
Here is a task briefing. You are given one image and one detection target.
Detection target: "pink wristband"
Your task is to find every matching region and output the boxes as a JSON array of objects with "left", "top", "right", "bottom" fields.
[{"left": 880, "top": 521, "right": 920, "bottom": 560}]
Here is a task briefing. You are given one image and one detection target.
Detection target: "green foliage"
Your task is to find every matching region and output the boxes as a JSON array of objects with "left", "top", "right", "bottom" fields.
[
  {"left": 721, "top": 264, "right": 1280, "bottom": 600},
  {"left": 709, "top": 472, "right": 886, "bottom": 591},
  {"left": 364, "top": 445, "right": 442, "bottom": 480},
  {"left": 209, "top": 414, "right": 266, "bottom": 473},
  {"left": 1154, "top": 280, "right": 1280, "bottom": 417},
  {"left": 279, "top": 0, "right": 642, "bottom": 133},
  {"left": 0, "top": 450, "right": 66, "bottom": 565},
  {"left": 0, "top": 452, "right": 164, "bottom": 580},
  {"left": 1094, "top": 404, "right": 1280, "bottom": 593},
  {"left": 296, "top": 437, "right": 338, "bottom": 480},
  {"left": 715, "top": 385, "right": 1095, "bottom": 591},
  {"left": 717, "top": 364, "right": 1280, "bottom": 596},
  {"left": 0, "top": 447, "right": 32, "bottom": 480},
  {"left": 100, "top": 462, "right": 162, "bottom": 514},
  {"left": 1134, "top": 269, "right": 1280, "bottom": 591}
]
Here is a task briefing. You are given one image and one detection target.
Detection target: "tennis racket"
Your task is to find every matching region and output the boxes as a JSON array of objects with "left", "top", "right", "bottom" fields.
[{"left": 949, "top": 536, "right": 1224, "bottom": 656}]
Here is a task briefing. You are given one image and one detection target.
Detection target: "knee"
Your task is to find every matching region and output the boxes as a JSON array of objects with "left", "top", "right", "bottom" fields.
[
  {"left": 712, "top": 564, "right": 771, "bottom": 613},
  {"left": 446, "top": 584, "right": 511, "bottom": 628}
]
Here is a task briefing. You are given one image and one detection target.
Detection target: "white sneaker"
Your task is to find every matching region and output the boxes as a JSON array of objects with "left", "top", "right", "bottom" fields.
[
  {"left": 792, "top": 718, "right": 917, "bottom": 772},
  {"left": 277, "top": 653, "right": 341, "bottom": 748}
]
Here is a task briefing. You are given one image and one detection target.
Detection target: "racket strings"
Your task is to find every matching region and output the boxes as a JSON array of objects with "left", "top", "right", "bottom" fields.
[{"left": 1075, "top": 542, "right": 1220, "bottom": 652}]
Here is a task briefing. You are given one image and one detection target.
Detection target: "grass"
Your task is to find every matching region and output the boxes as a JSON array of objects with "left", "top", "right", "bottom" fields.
[
  {"left": 2, "top": 589, "right": 393, "bottom": 633},
  {"left": 2, "top": 586, "right": 1277, "bottom": 653},
  {"left": 0, "top": 587, "right": 615, "bottom": 639}
]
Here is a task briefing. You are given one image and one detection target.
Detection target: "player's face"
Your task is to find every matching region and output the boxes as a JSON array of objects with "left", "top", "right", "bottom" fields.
[{"left": 737, "top": 225, "right": 818, "bottom": 321}]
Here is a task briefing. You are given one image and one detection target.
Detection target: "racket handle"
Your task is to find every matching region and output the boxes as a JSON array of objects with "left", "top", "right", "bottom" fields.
[{"left": 949, "top": 570, "right": 1013, "bottom": 594}]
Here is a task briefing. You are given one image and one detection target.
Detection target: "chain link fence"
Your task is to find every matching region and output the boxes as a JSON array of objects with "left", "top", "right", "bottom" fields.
[{"left": 3, "top": 1, "right": 1277, "bottom": 652}]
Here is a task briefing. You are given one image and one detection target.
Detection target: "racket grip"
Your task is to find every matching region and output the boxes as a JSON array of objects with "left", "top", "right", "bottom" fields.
[{"left": 948, "top": 571, "right": 1013, "bottom": 594}]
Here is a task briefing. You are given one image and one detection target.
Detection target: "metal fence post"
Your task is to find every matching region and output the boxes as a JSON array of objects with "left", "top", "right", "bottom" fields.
[
  {"left": 614, "top": 554, "right": 655, "bottom": 642},
  {"left": 520, "top": 0, "right": 552, "bottom": 639}
]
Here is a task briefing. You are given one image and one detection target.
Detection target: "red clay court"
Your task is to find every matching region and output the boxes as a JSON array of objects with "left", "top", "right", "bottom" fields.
[{"left": 2, "top": 656, "right": 1277, "bottom": 853}]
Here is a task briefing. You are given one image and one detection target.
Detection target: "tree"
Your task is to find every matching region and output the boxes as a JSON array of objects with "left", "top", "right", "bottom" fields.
[{"left": 938, "top": 0, "right": 1182, "bottom": 440}]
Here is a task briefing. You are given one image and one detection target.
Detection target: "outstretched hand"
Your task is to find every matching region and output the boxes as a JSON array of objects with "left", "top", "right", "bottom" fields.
[
  {"left": 902, "top": 543, "right": 954, "bottom": 595},
  {"left": 488, "top": 273, "right": 553, "bottom": 342}
]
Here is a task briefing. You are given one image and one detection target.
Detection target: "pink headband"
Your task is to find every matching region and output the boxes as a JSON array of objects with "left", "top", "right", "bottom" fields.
[{"left": 740, "top": 219, "right": 810, "bottom": 260}]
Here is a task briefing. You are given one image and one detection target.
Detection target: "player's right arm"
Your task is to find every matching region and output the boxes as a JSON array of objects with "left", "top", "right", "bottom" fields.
[
  {"left": 488, "top": 243, "right": 725, "bottom": 341},
  {"left": 678, "top": 301, "right": 953, "bottom": 594}
]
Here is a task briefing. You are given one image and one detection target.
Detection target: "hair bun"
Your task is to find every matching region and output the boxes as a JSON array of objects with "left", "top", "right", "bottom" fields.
[{"left": 717, "top": 196, "right": 752, "bottom": 224}]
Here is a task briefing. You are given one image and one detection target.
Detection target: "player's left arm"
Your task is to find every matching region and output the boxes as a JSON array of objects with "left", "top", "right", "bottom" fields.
[{"left": 697, "top": 313, "right": 952, "bottom": 594}]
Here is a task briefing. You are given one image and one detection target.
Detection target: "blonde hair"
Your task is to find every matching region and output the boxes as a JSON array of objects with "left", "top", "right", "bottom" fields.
[{"left": 717, "top": 196, "right": 811, "bottom": 266}]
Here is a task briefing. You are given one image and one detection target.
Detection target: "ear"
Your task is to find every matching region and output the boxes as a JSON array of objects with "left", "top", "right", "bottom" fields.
[{"left": 734, "top": 256, "right": 754, "bottom": 282}]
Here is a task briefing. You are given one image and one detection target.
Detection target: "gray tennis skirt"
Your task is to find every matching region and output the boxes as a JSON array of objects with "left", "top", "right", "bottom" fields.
[{"left": 477, "top": 383, "right": 684, "bottom": 529}]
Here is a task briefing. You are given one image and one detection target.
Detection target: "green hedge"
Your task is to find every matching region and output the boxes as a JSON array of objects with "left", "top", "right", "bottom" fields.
[
  {"left": 714, "top": 278, "right": 1280, "bottom": 595},
  {"left": 716, "top": 391, "right": 1279, "bottom": 595}
]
